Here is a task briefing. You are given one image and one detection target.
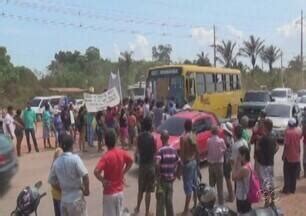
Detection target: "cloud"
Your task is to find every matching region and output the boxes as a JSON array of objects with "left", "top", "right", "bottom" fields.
[
  {"left": 113, "top": 43, "right": 121, "bottom": 59},
  {"left": 277, "top": 18, "right": 300, "bottom": 38},
  {"left": 226, "top": 25, "right": 244, "bottom": 39},
  {"left": 128, "top": 34, "right": 151, "bottom": 60},
  {"left": 191, "top": 27, "right": 213, "bottom": 46}
]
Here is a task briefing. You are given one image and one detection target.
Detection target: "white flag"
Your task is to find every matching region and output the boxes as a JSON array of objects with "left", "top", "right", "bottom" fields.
[{"left": 108, "top": 70, "right": 122, "bottom": 101}]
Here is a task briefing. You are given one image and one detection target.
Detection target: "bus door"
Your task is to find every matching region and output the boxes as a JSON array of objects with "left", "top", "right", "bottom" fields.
[{"left": 185, "top": 72, "right": 196, "bottom": 103}]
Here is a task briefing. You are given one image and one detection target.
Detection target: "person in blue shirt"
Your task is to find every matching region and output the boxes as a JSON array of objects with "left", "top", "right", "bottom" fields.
[
  {"left": 23, "top": 102, "right": 39, "bottom": 153},
  {"left": 42, "top": 104, "right": 52, "bottom": 149}
]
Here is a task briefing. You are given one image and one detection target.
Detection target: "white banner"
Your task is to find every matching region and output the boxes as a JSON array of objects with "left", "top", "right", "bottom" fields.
[{"left": 84, "top": 88, "right": 120, "bottom": 112}]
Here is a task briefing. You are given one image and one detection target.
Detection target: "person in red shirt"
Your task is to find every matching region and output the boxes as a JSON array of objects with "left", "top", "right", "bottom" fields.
[
  {"left": 94, "top": 129, "right": 133, "bottom": 216},
  {"left": 282, "top": 118, "right": 302, "bottom": 194}
]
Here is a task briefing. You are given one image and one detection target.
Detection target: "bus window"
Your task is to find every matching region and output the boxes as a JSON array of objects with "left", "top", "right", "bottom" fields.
[
  {"left": 236, "top": 75, "right": 241, "bottom": 89},
  {"left": 225, "top": 74, "right": 230, "bottom": 91},
  {"left": 196, "top": 73, "right": 205, "bottom": 95},
  {"left": 233, "top": 75, "right": 237, "bottom": 90},
  {"left": 230, "top": 75, "right": 234, "bottom": 90},
  {"left": 186, "top": 73, "right": 196, "bottom": 101},
  {"left": 216, "top": 74, "right": 223, "bottom": 92},
  {"left": 205, "top": 74, "right": 215, "bottom": 93}
]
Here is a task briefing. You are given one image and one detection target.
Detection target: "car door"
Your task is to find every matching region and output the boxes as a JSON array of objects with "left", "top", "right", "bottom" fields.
[{"left": 193, "top": 117, "right": 213, "bottom": 157}]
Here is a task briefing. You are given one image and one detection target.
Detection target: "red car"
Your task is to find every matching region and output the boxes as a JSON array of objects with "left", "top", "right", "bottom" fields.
[{"left": 153, "top": 110, "right": 219, "bottom": 161}]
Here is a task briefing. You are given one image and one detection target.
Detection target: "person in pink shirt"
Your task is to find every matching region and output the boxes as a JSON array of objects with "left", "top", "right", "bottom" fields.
[
  {"left": 207, "top": 126, "right": 227, "bottom": 205},
  {"left": 282, "top": 118, "right": 302, "bottom": 194}
]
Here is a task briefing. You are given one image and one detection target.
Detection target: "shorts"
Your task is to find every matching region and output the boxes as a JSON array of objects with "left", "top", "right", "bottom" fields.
[
  {"left": 61, "top": 197, "right": 87, "bottom": 216},
  {"left": 138, "top": 164, "right": 155, "bottom": 193},
  {"left": 182, "top": 160, "right": 198, "bottom": 195},
  {"left": 223, "top": 161, "right": 232, "bottom": 179},
  {"left": 43, "top": 126, "right": 50, "bottom": 139},
  {"left": 128, "top": 126, "right": 137, "bottom": 138},
  {"left": 103, "top": 192, "right": 124, "bottom": 216},
  {"left": 236, "top": 199, "right": 251, "bottom": 214},
  {"left": 258, "top": 164, "right": 274, "bottom": 191},
  {"left": 120, "top": 127, "right": 128, "bottom": 139}
]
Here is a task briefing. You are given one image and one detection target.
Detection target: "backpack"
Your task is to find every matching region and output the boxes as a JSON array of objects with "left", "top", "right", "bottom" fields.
[{"left": 247, "top": 163, "right": 261, "bottom": 203}]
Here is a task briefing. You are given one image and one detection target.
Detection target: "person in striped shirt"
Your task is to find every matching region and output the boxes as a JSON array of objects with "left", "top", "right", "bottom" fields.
[{"left": 156, "top": 130, "right": 181, "bottom": 216}]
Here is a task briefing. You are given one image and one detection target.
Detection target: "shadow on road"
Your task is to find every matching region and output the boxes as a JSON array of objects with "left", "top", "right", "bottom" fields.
[{"left": 0, "top": 182, "right": 11, "bottom": 198}]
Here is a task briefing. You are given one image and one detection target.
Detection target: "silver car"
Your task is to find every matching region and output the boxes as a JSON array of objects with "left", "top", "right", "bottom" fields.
[{"left": 265, "top": 102, "right": 301, "bottom": 142}]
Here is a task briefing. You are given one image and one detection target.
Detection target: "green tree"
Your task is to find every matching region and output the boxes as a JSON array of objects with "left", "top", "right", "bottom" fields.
[
  {"left": 196, "top": 51, "right": 211, "bottom": 66},
  {"left": 261, "top": 45, "right": 281, "bottom": 72},
  {"left": 288, "top": 55, "right": 302, "bottom": 72},
  {"left": 216, "top": 40, "right": 238, "bottom": 68},
  {"left": 152, "top": 44, "right": 172, "bottom": 64},
  {"left": 239, "top": 35, "right": 265, "bottom": 71}
]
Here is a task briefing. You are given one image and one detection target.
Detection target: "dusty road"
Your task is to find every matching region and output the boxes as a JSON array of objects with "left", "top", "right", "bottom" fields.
[{"left": 0, "top": 127, "right": 303, "bottom": 215}]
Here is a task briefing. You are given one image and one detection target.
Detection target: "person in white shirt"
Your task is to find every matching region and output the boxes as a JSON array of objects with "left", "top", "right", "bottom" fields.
[
  {"left": 69, "top": 104, "right": 76, "bottom": 140},
  {"left": 231, "top": 125, "right": 248, "bottom": 165},
  {"left": 143, "top": 98, "right": 150, "bottom": 118},
  {"left": 3, "top": 106, "right": 16, "bottom": 140}
]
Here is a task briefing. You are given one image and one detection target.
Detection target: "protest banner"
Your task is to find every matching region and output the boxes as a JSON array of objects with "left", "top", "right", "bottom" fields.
[{"left": 84, "top": 87, "right": 120, "bottom": 112}]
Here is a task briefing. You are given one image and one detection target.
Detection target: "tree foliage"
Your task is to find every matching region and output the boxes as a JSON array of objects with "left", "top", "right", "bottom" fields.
[
  {"left": 261, "top": 45, "right": 281, "bottom": 72},
  {"left": 216, "top": 40, "right": 238, "bottom": 68},
  {"left": 152, "top": 44, "right": 172, "bottom": 64},
  {"left": 196, "top": 51, "right": 211, "bottom": 66},
  {"left": 239, "top": 35, "right": 264, "bottom": 71}
]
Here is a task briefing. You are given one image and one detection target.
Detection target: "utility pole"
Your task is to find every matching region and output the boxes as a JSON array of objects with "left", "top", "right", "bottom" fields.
[
  {"left": 301, "top": 10, "right": 304, "bottom": 87},
  {"left": 281, "top": 51, "right": 284, "bottom": 87},
  {"left": 213, "top": 25, "right": 216, "bottom": 67}
]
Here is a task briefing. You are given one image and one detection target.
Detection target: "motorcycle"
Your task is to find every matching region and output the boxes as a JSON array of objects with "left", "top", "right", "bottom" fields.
[
  {"left": 10, "top": 181, "right": 46, "bottom": 216},
  {"left": 193, "top": 183, "right": 284, "bottom": 216}
]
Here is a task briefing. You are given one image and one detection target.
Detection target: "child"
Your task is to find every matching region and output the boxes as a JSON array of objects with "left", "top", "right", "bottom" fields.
[{"left": 50, "top": 148, "right": 63, "bottom": 216}]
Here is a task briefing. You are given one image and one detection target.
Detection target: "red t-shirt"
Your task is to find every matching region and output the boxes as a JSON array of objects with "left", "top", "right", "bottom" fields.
[
  {"left": 284, "top": 127, "right": 302, "bottom": 162},
  {"left": 95, "top": 148, "right": 133, "bottom": 195}
]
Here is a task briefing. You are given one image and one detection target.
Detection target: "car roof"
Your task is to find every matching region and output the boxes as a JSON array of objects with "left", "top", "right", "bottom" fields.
[
  {"left": 272, "top": 88, "right": 291, "bottom": 91},
  {"left": 267, "top": 102, "right": 293, "bottom": 107},
  {"left": 246, "top": 90, "right": 269, "bottom": 93},
  {"left": 174, "top": 110, "right": 214, "bottom": 120}
]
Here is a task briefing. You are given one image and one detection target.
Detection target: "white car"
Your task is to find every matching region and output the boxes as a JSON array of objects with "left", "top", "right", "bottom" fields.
[
  {"left": 271, "top": 88, "right": 294, "bottom": 103},
  {"left": 297, "top": 96, "right": 306, "bottom": 110},
  {"left": 265, "top": 102, "right": 301, "bottom": 142}
]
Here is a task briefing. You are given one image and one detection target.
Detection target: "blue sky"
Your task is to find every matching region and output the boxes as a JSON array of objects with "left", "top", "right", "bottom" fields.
[{"left": 0, "top": 0, "right": 305, "bottom": 72}]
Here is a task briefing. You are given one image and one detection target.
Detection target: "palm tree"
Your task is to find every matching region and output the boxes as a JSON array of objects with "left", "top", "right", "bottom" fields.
[
  {"left": 119, "top": 51, "right": 133, "bottom": 68},
  {"left": 196, "top": 51, "right": 211, "bottom": 66},
  {"left": 239, "top": 35, "right": 265, "bottom": 71},
  {"left": 216, "top": 40, "right": 237, "bottom": 68},
  {"left": 261, "top": 45, "right": 281, "bottom": 72}
]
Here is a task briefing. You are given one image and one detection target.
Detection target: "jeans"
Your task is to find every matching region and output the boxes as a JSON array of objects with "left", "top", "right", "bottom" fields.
[
  {"left": 283, "top": 159, "right": 299, "bottom": 193},
  {"left": 53, "top": 199, "right": 61, "bottom": 216},
  {"left": 182, "top": 160, "right": 197, "bottom": 195},
  {"left": 86, "top": 125, "right": 94, "bottom": 146},
  {"left": 25, "top": 128, "right": 39, "bottom": 152},
  {"left": 156, "top": 180, "right": 174, "bottom": 216}
]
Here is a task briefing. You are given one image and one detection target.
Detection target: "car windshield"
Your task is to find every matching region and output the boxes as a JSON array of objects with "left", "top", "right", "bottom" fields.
[
  {"left": 271, "top": 90, "right": 286, "bottom": 98},
  {"left": 265, "top": 104, "right": 291, "bottom": 118},
  {"left": 298, "top": 91, "right": 306, "bottom": 97},
  {"left": 132, "top": 88, "right": 145, "bottom": 96},
  {"left": 244, "top": 92, "right": 269, "bottom": 102},
  {"left": 30, "top": 99, "right": 41, "bottom": 107},
  {"left": 157, "top": 117, "right": 186, "bottom": 136},
  {"left": 300, "top": 97, "right": 306, "bottom": 103}
]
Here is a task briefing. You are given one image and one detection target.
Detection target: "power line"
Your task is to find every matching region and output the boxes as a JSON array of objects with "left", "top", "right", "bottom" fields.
[
  {"left": 0, "top": 11, "right": 194, "bottom": 38},
  {"left": 2, "top": 0, "right": 206, "bottom": 29}
]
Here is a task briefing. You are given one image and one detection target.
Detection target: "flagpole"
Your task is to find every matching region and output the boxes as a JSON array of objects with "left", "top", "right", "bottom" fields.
[{"left": 117, "top": 69, "right": 123, "bottom": 102}]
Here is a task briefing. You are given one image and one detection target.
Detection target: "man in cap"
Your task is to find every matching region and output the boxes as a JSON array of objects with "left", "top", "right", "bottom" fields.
[{"left": 282, "top": 118, "right": 302, "bottom": 194}]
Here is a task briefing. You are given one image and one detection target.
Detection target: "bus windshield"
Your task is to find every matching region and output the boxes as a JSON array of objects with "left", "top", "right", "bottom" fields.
[{"left": 148, "top": 75, "right": 184, "bottom": 108}]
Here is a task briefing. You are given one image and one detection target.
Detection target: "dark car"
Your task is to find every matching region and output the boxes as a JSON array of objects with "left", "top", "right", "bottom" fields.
[
  {"left": 0, "top": 119, "right": 18, "bottom": 187},
  {"left": 238, "top": 90, "right": 274, "bottom": 123}
]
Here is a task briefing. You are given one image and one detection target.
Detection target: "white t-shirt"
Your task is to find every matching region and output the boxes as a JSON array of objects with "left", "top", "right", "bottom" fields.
[
  {"left": 69, "top": 110, "right": 75, "bottom": 125},
  {"left": 231, "top": 138, "right": 248, "bottom": 163},
  {"left": 143, "top": 104, "right": 150, "bottom": 118},
  {"left": 3, "top": 113, "right": 15, "bottom": 138}
]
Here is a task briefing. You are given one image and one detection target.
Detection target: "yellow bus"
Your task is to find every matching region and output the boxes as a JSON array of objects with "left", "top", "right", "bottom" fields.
[{"left": 146, "top": 65, "right": 242, "bottom": 118}]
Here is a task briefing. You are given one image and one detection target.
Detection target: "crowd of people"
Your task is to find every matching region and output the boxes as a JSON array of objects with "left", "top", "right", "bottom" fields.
[{"left": 3, "top": 98, "right": 306, "bottom": 216}]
